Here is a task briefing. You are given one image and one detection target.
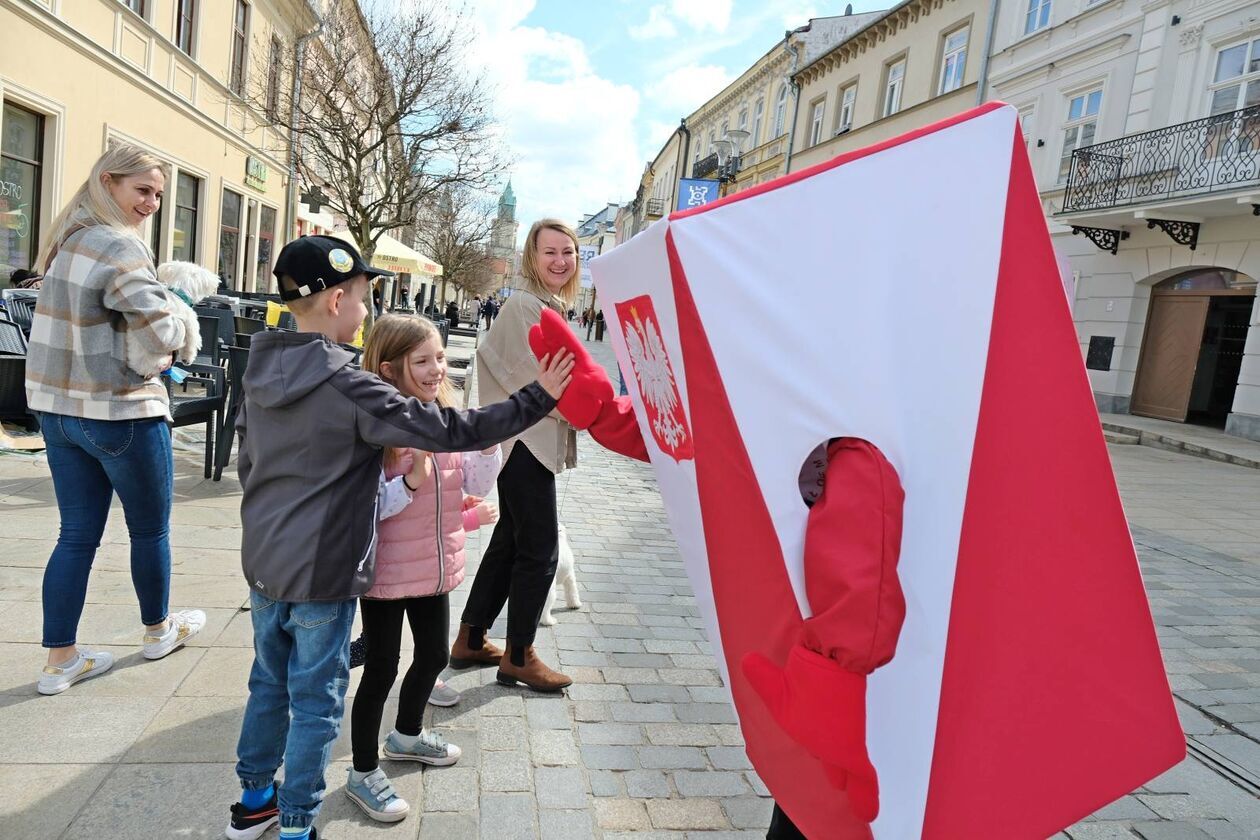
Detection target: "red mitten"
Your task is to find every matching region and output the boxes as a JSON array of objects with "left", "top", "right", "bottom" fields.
[
  {"left": 742, "top": 643, "right": 880, "bottom": 822},
  {"left": 588, "top": 396, "right": 650, "bottom": 462},
  {"left": 528, "top": 308, "right": 614, "bottom": 429}
]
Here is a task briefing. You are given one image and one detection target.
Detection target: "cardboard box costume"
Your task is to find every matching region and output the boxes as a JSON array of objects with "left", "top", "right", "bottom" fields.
[{"left": 530, "top": 103, "right": 1184, "bottom": 839}]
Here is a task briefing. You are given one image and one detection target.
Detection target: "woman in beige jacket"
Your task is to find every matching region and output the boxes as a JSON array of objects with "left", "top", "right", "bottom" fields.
[{"left": 450, "top": 219, "right": 581, "bottom": 691}]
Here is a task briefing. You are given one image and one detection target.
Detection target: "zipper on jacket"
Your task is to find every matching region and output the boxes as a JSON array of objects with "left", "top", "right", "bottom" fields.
[
  {"left": 359, "top": 490, "right": 380, "bottom": 575},
  {"left": 432, "top": 453, "right": 444, "bottom": 596}
]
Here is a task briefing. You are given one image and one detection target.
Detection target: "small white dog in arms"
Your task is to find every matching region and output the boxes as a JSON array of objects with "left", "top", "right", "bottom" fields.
[
  {"left": 126, "top": 260, "right": 220, "bottom": 378},
  {"left": 540, "top": 522, "right": 582, "bottom": 626}
]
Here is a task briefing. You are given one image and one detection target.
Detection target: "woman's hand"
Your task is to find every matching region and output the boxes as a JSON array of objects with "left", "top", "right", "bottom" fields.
[
  {"left": 407, "top": 450, "right": 432, "bottom": 488},
  {"left": 537, "top": 351, "right": 575, "bottom": 401}
]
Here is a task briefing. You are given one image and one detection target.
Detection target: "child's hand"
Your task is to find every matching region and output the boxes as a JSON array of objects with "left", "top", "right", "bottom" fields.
[
  {"left": 537, "top": 351, "right": 575, "bottom": 400},
  {"left": 473, "top": 500, "right": 499, "bottom": 526},
  {"left": 407, "top": 450, "right": 432, "bottom": 488},
  {"left": 481, "top": 443, "right": 499, "bottom": 456}
]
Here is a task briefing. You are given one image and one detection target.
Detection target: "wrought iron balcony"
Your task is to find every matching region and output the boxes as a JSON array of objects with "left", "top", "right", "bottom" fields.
[
  {"left": 1062, "top": 105, "right": 1260, "bottom": 213},
  {"left": 693, "top": 152, "right": 719, "bottom": 178},
  {"left": 645, "top": 198, "right": 665, "bottom": 218}
]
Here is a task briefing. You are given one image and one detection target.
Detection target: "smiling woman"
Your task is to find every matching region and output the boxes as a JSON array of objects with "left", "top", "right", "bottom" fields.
[{"left": 24, "top": 143, "right": 206, "bottom": 696}]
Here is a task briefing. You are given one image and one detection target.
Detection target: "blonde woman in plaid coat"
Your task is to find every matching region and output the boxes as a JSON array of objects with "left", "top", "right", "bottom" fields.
[{"left": 25, "top": 144, "right": 207, "bottom": 696}]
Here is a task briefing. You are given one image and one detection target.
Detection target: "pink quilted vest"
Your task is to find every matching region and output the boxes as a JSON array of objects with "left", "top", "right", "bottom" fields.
[{"left": 368, "top": 449, "right": 466, "bottom": 599}]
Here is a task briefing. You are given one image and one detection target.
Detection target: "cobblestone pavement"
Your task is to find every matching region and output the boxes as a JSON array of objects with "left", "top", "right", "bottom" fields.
[{"left": 0, "top": 330, "right": 1258, "bottom": 838}]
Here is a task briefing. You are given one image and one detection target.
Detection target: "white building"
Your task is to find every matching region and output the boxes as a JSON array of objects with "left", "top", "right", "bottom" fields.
[{"left": 987, "top": 0, "right": 1260, "bottom": 440}]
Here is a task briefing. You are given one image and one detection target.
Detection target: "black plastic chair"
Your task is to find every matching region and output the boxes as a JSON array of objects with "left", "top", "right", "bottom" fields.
[
  {"left": 235, "top": 316, "right": 267, "bottom": 336},
  {"left": 0, "top": 318, "right": 28, "bottom": 356},
  {"left": 234, "top": 332, "right": 253, "bottom": 348},
  {"left": 196, "top": 315, "right": 222, "bottom": 366},
  {"left": 4, "top": 296, "right": 35, "bottom": 336},
  {"left": 277, "top": 311, "right": 297, "bottom": 331},
  {"left": 213, "top": 345, "right": 250, "bottom": 481},
  {"left": 0, "top": 356, "right": 37, "bottom": 430},
  {"left": 195, "top": 305, "right": 235, "bottom": 357},
  {"left": 165, "top": 362, "right": 226, "bottom": 479}
]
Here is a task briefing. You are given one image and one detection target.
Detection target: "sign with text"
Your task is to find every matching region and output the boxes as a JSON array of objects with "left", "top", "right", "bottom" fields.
[
  {"left": 245, "top": 156, "right": 268, "bottom": 191},
  {"left": 675, "top": 178, "right": 719, "bottom": 211}
]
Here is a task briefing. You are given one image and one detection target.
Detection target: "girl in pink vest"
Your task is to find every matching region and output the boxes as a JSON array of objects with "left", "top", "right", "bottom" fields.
[{"left": 346, "top": 315, "right": 502, "bottom": 823}]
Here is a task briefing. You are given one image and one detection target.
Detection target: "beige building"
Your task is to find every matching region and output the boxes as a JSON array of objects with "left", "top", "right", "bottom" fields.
[
  {"left": 628, "top": 128, "right": 684, "bottom": 233},
  {"left": 790, "top": 0, "right": 989, "bottom": 172},
  {"left": 688, "top": 11, "right": 883, "bottom": 194},
  {"left": 1, "top": 0, "right": 315, "bottom": 293}
]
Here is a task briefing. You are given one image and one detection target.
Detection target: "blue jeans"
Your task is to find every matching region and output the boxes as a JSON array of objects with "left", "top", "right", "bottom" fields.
[
  {"left": 236, "top": 592, "right": 356, "bottom": 831},
  {"left": 40, "top": 413, "right": 173, "bottom": 648}
]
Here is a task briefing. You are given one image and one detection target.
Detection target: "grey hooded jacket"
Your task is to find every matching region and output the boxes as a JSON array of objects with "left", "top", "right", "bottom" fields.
[{"left": 236, "top": 331, "right": 555, "bottom": 603}]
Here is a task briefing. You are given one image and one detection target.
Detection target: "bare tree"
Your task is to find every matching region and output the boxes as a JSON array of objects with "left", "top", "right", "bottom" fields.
[
  {"left": 412, "top": 185, "right": 496, "bottom": 307},
  {"left": 252, "top": 0, "right": 504, "bottom": 267}
]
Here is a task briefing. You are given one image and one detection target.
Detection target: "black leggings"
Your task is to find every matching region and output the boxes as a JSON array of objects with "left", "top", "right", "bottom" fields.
[
  {"left": 460, "top": 444, "right": 558, "bottom": 648},
  {"left": 350, "top": 594, "right": 449, "bottom": 772}
]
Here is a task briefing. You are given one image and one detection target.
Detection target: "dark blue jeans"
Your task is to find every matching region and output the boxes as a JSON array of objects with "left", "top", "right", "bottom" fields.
[
  {"left": 236, "top": 592, "right": 356, "bottom": 831},
  {"left": 40, "top": 413, "right": 173, "bottom": 648}
]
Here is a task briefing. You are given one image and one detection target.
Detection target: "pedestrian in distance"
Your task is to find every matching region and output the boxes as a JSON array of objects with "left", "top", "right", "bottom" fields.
[
  {"left": 223, "top": 234, "right": 573, "bottom": 840},
  {"left": 452, "top": 219, "right": 583, "bottom": 692},
  {"left": 25, "top": 143, "right": 207, "bottom": 697},
  {"left": 342, "top": 315, "right": 503, "bottom": 823}
]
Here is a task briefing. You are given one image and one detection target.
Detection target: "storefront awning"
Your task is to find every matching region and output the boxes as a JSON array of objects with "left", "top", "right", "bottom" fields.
[{"left": 332, "top": 230, "right": 443, "bottom": 276}]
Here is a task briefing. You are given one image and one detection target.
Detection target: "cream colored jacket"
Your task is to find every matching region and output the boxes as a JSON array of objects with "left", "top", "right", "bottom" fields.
[{"left": 476, "top": 290, "right": 577, "bottom": 474}]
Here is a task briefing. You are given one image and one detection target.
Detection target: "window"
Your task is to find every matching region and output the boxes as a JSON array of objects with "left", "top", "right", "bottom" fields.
[
  {"left": 774, "top": 83, "right": 788, "bottom": 137},
  {"left": 255, "top": 205, "right": 276, "bottom": 291},
  {"left": 752, "top": 99, "right": 764, "bottom": 145},
  {"left": 175, "top": 0, "right": 195, "bottom": 55},
  {"left": 219, "top": 189, "right": 243, "bottom": 288},
  {"left": 1058, "top": 88, "right": 1102, "bottom": 182},
  {"left": 1025, "top": 0, "right": 1051, "bottom": 35},
  {"left": 721, "top": 119, "right": 729, "bottom": 138},
  {"left": 837, "top": 84, "right": 856, "bottom": 132},
  {"left": 738, "top": 109, "right": 748, "bottom": 133},
  {"left": 149, "top": 200, "right": 164, "bottom": 260},
  {"left": 172, "top": 172, "right": 200, "bottom": 263},
  {"left": 119, "top": 0, "right": 146, "bottom": 16},
  {"left": 1018, "top": 104, "right": 1035, "bottom": 147},
  {"left": 1209, "top": 39, "right": 1260, "bottom": 115},
  {"left": 883, "top": 59, "right": 905, "bottom": 117},
  {"left": 230, "top": 0, "right": 249, "bottom": 96},
  {"left": 939, "top": 27, "right": 968, "bottom": 94},
  {"left": 1, "top": 103, "right": 44, "bottom": 278},
  {"left": 809, "top": 99, "right": 825, "bottom": 146},
  {"left": 708, "top": 129, "right": 715, "bottom": 157},
  {"left": 266, "top": 36, "right": 282, "bottom": 121}
]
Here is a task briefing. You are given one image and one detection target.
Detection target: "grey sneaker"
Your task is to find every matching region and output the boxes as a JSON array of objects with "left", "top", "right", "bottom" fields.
[
  {"left": 382, "top": 729, "right": 462, "bottom": 766},
  {"left": 428, "top": 678, "right": 461, "bottom": 707},
  {"left": 142, "top": 609, "right": 206, "bottom": 660},
  {"left": 37, "top": 649, "right": 114, "bottom": 695},
  {"left": 345, "top": 767, "right": 409, "bottom": 823}
]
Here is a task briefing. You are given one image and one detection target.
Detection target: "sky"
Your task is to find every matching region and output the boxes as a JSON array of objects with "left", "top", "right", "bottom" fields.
[{"left": 463, "top": 0, "right": 887, "bottom": 245}]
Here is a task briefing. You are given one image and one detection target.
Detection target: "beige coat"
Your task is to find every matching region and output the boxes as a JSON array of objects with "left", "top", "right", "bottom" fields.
[{"left": 476, "top": 290, "right": 577, "bottom": 474}]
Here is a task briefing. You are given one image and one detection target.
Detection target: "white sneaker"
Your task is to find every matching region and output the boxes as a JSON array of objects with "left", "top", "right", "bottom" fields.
[
  {"left": 142, "top": 609, "right": 206, "bottom": 660},
  {"left": 345, "top": 767, "right": 409, "bottom": 822},
  {"left": 428, "top": 678, "right": 461, "bottom": 707},
  {"left": 37, "top": 649, "right": 114, "bottom": 695}
]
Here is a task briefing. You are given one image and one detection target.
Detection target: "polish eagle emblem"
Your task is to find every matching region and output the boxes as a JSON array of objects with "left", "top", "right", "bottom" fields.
[{"left": 615, "top": 295, "right": 694, "bottom": 462}]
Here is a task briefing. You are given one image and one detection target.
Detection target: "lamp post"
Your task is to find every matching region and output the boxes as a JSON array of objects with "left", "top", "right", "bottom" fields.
[{"left": 715, "top": 129, "right": 751, "bottom": 197}]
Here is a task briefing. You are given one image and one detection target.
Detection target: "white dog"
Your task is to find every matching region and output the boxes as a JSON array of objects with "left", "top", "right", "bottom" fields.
[
  {"left": 540, "top": 522, "right": 582, "bottom": 626},
  {"left": 127, "top": 260, "right": 220, "bottom": 378}
]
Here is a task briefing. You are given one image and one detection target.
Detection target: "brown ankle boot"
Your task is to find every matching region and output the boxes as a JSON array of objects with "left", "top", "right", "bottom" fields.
[
  {"left": 496, "top": 644, "right": 573, "bottom": 692},
  {"left": 449, "top": 624, "right": 503, "bottom": 669}
]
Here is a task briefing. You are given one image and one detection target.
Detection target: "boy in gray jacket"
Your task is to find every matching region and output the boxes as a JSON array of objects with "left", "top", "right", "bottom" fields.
[{"left": 224, "top": 236, "right": 572, "bottom": 840}]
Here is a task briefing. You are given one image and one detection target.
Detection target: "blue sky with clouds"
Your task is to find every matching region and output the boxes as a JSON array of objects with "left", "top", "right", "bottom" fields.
[{"left": 465, "top": 0, "right": 886, "bottom": 243}]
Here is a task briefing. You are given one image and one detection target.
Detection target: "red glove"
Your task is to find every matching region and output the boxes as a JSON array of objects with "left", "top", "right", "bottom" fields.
[
  {"left": 528, "top": 308, "right": 613, "bottom": 429},
  {"left": 743, "top": 643, "right": 879, "bottom": 822}
]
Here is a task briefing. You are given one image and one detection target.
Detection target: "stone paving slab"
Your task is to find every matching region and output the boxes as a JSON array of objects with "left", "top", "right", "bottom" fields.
[{"left": 0, "top": 333, "right": 1259, "bottom": 837}]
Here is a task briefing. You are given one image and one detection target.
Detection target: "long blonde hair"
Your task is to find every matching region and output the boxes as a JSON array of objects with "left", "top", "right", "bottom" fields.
[
  {"left": 37, "top": 143, "right": 168, "bottom": 270},
  {"left": 363, "top": 314, "right": 457, "bottom": 467},
  {"left": 520, "top": 218, "right": 581, "bottom": 307}
]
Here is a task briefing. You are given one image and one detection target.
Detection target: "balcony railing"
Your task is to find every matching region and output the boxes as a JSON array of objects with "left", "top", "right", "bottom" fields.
[
  {"left": 645, "top": 198, "right": 665, "bottom": 217},
  {"left": 1062, "top": 105, "right": 1260, "bottom": 213},
  {"left": 693, "top": 152, "right": 719, "bottom": 178}
]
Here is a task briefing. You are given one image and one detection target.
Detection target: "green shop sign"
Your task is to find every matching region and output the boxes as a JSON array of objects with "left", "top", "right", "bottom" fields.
[{"left": 245, "top": 157, "right": 268, "bottom": 191}]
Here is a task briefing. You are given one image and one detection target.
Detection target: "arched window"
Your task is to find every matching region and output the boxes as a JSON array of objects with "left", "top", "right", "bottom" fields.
[
  {"left": 752, "top": 99, "right": 764, "bottom": 145},
  {"left": 774, "top": 83, "right": 789, "bottom": 137}
]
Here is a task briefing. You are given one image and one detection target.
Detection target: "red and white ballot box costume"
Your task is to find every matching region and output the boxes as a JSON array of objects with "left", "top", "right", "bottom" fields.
[{"left": 583, "top": 103, "right": 1185, "bottom": 839}]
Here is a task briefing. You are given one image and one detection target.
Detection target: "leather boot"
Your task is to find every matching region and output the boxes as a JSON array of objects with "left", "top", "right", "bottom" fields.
[
  {"left": 449, "top": 623, "right": 503, "bottom": 669},
  {"left": 496, "top": 644, "right": 573, "bottom": 692}
]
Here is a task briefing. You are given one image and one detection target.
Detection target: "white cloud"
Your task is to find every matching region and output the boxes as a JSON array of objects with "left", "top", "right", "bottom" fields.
[
  {"left": 629, "top": 5, "right": 677, "bottom": 40},
  {"left": 466, "top": 3, "right": 644, "bottom": 244},
  {"left": 668, "top": 0, "right": 733, "bottom": 33},
  {"left": 646, "top": 64, "right": 734, "bottom": 114}
]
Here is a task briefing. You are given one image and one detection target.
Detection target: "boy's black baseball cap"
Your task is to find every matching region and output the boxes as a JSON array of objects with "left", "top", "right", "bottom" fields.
[{"left": 273, "top": 235, "right": 394, "bottom": 302}]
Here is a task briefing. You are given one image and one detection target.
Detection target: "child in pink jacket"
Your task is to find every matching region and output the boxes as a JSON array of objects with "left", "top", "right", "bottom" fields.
[{"left": 345, "top": 315, "right": 502, "bottom": 823}]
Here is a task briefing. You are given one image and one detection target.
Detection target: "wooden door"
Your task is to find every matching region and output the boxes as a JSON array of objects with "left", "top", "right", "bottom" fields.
[{"left": 1130, "top": 294, "right": 1210, "bottom": 421}]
